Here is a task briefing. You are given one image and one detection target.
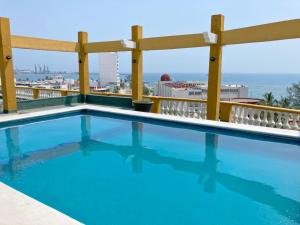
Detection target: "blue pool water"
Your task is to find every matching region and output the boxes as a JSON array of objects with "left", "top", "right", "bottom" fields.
[{"left": 0, "top": 112, "right": 299, "bottom": 225}]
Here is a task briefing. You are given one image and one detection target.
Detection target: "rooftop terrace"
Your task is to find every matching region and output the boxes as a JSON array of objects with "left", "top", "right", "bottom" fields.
[
  {"left": 0, "top": 14, "right": 299, "bottom": 131},
  {"left": 0, "top": 9, "right": 300, "bottom": 225}
]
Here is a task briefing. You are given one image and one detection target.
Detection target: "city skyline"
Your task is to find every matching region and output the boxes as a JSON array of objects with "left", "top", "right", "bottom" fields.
[{"left": 2, "top": 0, "right": 300, "bottom": 74}]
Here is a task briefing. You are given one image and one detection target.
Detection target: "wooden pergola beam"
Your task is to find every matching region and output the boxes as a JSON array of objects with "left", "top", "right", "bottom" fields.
[{"left": 0, "top": 17, "right": 17, "bottom": 113}]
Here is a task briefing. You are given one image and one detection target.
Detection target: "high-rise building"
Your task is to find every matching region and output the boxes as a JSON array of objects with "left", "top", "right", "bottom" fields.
[
  {"left": 34, "top": 64, "right": 37, "bottom": 74},
  {"left": 43, "top": 64, "right": 46, "bottom": 74},
  {"left": 99, "top": 52, "right": 120, "bottom": 86}
]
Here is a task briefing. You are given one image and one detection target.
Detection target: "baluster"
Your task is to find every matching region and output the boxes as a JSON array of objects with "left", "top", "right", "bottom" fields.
[
  {"left": 275, "top": 112, "right": 283, "bottom": 128},
  {"left": 248, "top": 108, "right": 255, "bottom": 125},
  {"left": 172, "top": 101, "right": 176, "bottom": 115},
  {"left": 231, "top": 106, "right": 238, "bottom": 123},
  {"left": 196, "top": 103, "right": 201, "bottom": 119},
  {"left": 243, "top": 108, "right": 248, "bottom": 124},
  {"left": 177, "top": 101, "right": 183, "bottom": 117},
  {"left": 267, "top": 111, "right": 275, "bottom": 127},
  {"left": 291, "top": 114, "right": 299, "bottom": 130},
  {"left": 237, "top": 107, "right": 245, "bottom": 124},
  {"left": 261, "top": 110, "right": 268, "bottom": 127},
  {"left": 254, "top": 109, "right": 262, "bottom": 126},
  {"left": 165, "top": 100, "right": 169, "bottom": 115},
  {"left": 187, "top": 103, "right": 193, "bottom": 118},
  {"left": 161, "top": 101, "right": 166, "bottom": 114},
  {"left": 168, "top": 101, "right": 172, "bottom": 115},
  {"left": 174, "top": 101, "right": 179, "bottom": 116},
  {"left": 282, "top": 113, "right": 290, "bottom": 129},
  {"left": 193, "top": 102, "right": 196, "bottom": 118},
  {"left": 183, "top": 102, "right": 189, "bottom": 117},
  {"left": 199, "top": 103, "right": 204, "bottom": 119},
  {"left": 204, "top": 103, "right": 207, "bottom": 119}
]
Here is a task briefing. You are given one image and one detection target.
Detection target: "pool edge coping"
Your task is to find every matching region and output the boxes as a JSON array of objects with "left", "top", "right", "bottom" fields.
[
  {"left": 0, "top": 182, "right": 83, "bottom": 225},
  {"left": 0, "top": 104, "right": 299, "bottom": 140}
]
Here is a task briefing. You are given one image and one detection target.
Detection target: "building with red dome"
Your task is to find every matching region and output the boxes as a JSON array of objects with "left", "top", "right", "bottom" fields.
[{"left": 160, "top": 73, "right": 171, "bottom": 81}]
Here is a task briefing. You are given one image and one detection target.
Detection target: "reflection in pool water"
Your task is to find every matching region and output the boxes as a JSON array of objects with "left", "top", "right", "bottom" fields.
[{"left": 0, "top": 115, "right": 299, "bottom": 225}]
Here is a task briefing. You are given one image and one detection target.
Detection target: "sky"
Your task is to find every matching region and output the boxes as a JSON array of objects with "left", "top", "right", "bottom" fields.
[{"left": 0, "top": 0, "right": 300, "bottom": 74}]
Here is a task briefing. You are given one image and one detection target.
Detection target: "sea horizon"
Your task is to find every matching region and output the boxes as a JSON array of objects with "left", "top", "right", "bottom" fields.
[{"left": 14, "top": 72, "right": 300, "bottom": 99}]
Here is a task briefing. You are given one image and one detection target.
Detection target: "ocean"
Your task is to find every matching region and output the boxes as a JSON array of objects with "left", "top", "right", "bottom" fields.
[{"left": 14, "top": 73, "right": 300, "bottom": 99}]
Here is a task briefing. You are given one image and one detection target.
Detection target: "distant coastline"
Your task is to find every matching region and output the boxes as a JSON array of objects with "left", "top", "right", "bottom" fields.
[{"left": 14, "top": 72, "right": 300, "bottom": 99}]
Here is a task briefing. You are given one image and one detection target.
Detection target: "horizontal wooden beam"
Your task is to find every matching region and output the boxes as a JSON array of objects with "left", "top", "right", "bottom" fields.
[
  {"left": 139, "top": 33, "right": 209, "bottom": 50},
  {"left": 11, "top": 35, "right": 79, "bottom": 52},
  {"left": 222, "top": 18, "right": 300, "bottom": 45},
  {"left": 84, "top": 40, "right": 131, "bottom": 53}
]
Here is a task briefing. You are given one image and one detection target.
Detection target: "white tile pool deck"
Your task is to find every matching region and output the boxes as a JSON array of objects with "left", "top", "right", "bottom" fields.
[
  {"left": 0, "top": 183, "right": 82, "bottom": 225},
  {"left": 0, "top": 104, "right": 299, "bottom": 224},
  {"left": 0, "top": 104, "right": 299, "bottom": 139}
]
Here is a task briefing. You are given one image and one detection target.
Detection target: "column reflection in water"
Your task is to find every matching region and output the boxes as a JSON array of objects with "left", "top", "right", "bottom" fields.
[
  {"left": 5, "top": 127, "right": 22, "bottom": 178},
  {"left": 80, "top": 115, "right": 91, "bottom": 155},
  {"left": 203, "top": 133, "right": 218, "bottom": 193},
  {"left": 131, "top": 121, "right": 144, "bottom": 174}
]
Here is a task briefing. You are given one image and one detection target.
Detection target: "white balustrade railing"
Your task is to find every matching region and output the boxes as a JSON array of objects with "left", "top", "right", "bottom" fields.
[
  {"left": 13, "top": 87, "right": 79, "bottom": 100},
  {"left": 39, "top": 89, "right": 63, "bottom": 99},
  {"left": 231, "top": 105, "right": 300, "bottom": 130},
  {"left": 160, "top": 100, "right": 207, "bottom": 119},
  {"left": 16, "top": 88, "right": 34, "bottom": 100}
]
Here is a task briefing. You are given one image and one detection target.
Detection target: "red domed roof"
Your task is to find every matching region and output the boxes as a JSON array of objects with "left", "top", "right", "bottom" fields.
[{"left": 160, "top": 73, "right": 171, "bottom": 81}]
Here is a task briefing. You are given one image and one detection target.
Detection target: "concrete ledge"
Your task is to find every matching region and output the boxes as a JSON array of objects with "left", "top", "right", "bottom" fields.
[
  {"left": 0, "top": 104, "right": 299, "bottom": 140},
  {"left": 0, "top": 182, "right": 82, "bottom": 225},
  {"left": 17, "top": 95, "right": 84, "bottom": 111},
  {"left": 86, "top": 94, "right": 132, "bottom": 109}
]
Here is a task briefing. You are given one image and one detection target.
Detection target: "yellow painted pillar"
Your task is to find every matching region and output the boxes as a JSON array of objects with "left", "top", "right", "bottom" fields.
[
  {"left": 0, "top": 17, "right": 17, "bottom": 113},
  {"left": 219, "top": 102, "right": 233, "bottom": 122},
  {"left": 206, "top": 15, "right": 224, "bottom": 120},
  {"left": 61, "top": 90, "right": 68, "bottom": 97},
  {"left": 150, "top": 97, "right": 161, "bottom": 113},
  {"left": 131, "top": 25, "right": 143, "bottom": 101},
  {"left": 32, "top": 88, "right": 39, "bottom": 99},
  {"left": 78, "top": 32, "right": 90, "bottom": 95}
]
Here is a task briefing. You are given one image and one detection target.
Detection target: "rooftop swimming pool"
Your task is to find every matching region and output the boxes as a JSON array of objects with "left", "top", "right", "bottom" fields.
[{"left": 0, "top": 110, "right": 299, "bottom": 225}]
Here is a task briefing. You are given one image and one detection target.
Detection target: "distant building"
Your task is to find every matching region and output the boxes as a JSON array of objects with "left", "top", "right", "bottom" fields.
[
  {"left": 39, "top": 65, "right": 42, "bottom": 74},
  {"left": 154, "top": 74, "right": 248, "bottom": 101},
  {"left": 99, "top": 52, "right": 120, "bottom": 86},
  {"left": 34, "top": 64, "right": 38, "bottom": 74}
]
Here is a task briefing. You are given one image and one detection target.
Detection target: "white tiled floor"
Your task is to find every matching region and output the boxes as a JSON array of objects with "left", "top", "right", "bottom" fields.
[{"left": 0, "top": 183, "right": 82, "bottom": 225}]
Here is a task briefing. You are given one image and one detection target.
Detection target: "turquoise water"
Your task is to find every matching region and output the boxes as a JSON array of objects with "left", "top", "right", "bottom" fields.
[{"left": 0, "top": 113, "right": 299, "bottom": 225}]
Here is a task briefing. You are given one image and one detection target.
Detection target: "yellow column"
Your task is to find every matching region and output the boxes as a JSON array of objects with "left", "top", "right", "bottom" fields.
[
  {"left": 131, "top": 25, "right": 143, "bottom": 101},
  {"left": 32, "top": 88, "right": 39, "bottom": 99},
  {"left": 219, "top": 102, "right": 233, "bottom": 122},
  {"left": 78, "top": 32, "right": 90, "bottom": 95},
  {"left": 150, "top": 97, "right": 161, "bottom": 113},
  {"left": 0, "top": 17, "right": 17, "bottom": 113},
  {"left": 206, "top": 15, "right": 224, "bottom": 120}
]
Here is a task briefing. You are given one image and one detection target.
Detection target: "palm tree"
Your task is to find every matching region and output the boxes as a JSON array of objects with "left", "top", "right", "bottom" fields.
[
  {"left": 277, "top": 97, "right": 290, "bottom": 108},
  {"left": 260, "top": 92, "right": 276, "bottom": 106}
]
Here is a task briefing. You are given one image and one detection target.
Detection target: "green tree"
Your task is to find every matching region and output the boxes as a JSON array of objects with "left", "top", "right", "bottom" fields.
[
  {"left": 260, "top": 92, "right": 277, "bottom": 106},
  {"left": 112, "top": 86, "right": 120, "bottom": 93},
  {"left": 287, "top": 82, "right": 300, "bottom": 109},
  {"left": 143, "top": 85, "right": 151, "bottom": 96},
  {"left": 276, "top": 97, "right": 290, "bottom": 108}
]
